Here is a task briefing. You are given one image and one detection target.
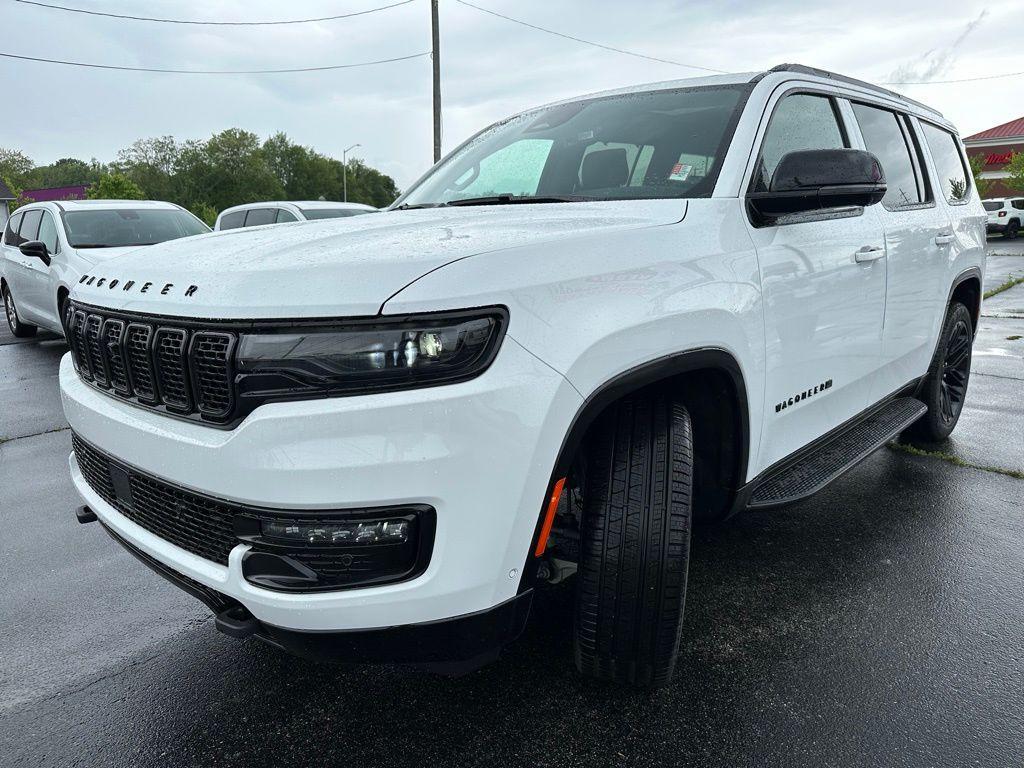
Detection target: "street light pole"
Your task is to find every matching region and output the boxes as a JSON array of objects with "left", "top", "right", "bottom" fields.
[{"left": 343, "top": 143, "right": 361, "bottom": 202}]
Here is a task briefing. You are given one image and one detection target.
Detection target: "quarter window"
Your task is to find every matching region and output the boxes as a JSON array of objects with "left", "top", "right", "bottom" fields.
[
  {"left": 276, "top": 208, "right": 299, "bottom": 223},
  {"left": 753, "top": 93, "right": 848, "bottom": 192},
  {"left": 18, "top": 209, "right": 42, "bottom": 242},
  {"left": 4, "top": 212, "right": 23, "bottom": 246},
  {"left": 851, "top": 103, "right": 926, "bottom": 208},
  {"left": 243, "top": 208, "right": 277, "bottom": 227},
  {"left": 921, "top": 123, "right": 970, "bottom": 203},
  {"left": 37, "top": 211, "right": 60, "bottom": 254}
]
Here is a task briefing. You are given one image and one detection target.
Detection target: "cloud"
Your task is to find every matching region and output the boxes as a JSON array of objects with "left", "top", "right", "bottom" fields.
[{"left": 887, "top": 9, "right": 989, "bottom": 83}]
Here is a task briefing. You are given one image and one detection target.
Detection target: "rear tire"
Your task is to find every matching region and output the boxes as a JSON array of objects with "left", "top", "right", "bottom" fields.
[
  {"left": 574, "top": 392, "right": 693, "bottom": 689},
  {"left": 903, "top": 301, "right": 972, "bottom": 443},
  {"left": 1007, "top": 221, "right": 1020, "bottom": 240},
  {"left": 3, "top": 283, "right": 37, "bottom": 338}
]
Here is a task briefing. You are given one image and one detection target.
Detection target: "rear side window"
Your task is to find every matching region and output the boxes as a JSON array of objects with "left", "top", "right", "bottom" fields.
[
  {"left": 276, "top": 208, "right": 299, "bottom": 223},
  {"left": 753, "top": 93, "right": 848, "bottom": 192},
  {"left": 852, "top": 103, "right": 927, "bottom": 208},
  {"left": 1013, "top": 200, "right": 1024, "bottom": 211},
  {"left": 37, "top": 211, "right": 60, "bottom": 254},
  {"left": 4, "top": 212, "right": 23, "bottom": 246},
  {"left": 243, "top": 208, "right": 277, "bottom": 227},
  {"left": 921, "top": 123, "right": 970, "bottom": 204},
  {"left": 218, "top": 211, "right": 246, "bottom": 230},
  {"left": 19, "top": 209, "right": 42, "bottom": 242}
]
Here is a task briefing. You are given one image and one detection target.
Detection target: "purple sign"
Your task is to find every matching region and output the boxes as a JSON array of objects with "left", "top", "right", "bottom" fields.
[{"left": 22, "top": 185, "right": 89, "bottom": 202}]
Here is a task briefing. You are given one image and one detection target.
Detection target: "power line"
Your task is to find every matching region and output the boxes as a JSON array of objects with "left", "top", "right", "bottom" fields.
[
  {"left": 883, "top": 70, "right": 1024, "bottom": 85},
  {"left": 0, "top": 50, "right": 431, "bottom": 74},
  {"left": 454, "top": 0, "right": 727, "bottom": 74},
  {"left": 12, "top": 0, "right": 417, "bottom": 26}
]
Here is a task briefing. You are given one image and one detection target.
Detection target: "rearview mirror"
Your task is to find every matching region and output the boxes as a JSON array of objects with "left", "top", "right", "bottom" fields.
[
  {"left": 748, "top": 149, "right": 887, "bottom": 224},
  {"left": 19, "top": 240, "right": 51, "bottom": 266}
]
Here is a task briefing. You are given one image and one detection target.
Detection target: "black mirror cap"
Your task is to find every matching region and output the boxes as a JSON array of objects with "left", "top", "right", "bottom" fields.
[
  {"left": 19, "top": 240, "right": 51, "bottom": 265},
  {"left": 748, "top": 148, "right": 887, "bottom": 224}
]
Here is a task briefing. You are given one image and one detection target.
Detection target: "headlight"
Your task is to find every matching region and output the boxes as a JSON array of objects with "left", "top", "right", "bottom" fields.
[{"left": 234, "top": 307, "right": 508, "bottom": 404}]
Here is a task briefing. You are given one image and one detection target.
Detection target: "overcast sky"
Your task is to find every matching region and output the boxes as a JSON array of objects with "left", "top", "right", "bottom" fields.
[{"left": 1, "top": 0, "right": 1021, "bottom": 191}]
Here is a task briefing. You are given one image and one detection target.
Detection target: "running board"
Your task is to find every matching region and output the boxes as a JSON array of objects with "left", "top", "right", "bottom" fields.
[{"left": 746, "top": 397, "right": 927, "bottom": 510}]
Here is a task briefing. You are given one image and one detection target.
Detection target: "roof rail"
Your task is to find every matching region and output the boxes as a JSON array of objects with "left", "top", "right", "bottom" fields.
[{"left": 760, "top": 63, "right": 943, "bottom": 118}]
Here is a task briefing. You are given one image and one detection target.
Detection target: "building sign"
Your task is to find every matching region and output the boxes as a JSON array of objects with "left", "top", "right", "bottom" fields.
[{"left": 986, "top": 152, "right": 1015, "bottom": 167}]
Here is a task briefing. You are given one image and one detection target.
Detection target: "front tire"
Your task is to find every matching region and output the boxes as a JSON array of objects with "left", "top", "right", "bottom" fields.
[
  {"left": 574, "top": 392, "right": 693, "bottom": 689},
  {"left": 3, "top": 283, "right": 37, "bottom": 338},
  {"left": 904, "top": 301, "right": 973, "bottom": 443}
]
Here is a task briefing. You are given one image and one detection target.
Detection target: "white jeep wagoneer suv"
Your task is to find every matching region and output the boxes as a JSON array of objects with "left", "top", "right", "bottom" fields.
[{"left": 61, "top": 64, "right": 985, "bottom": 688}]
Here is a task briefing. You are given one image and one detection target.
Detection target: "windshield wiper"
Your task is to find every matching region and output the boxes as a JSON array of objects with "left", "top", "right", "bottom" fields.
[
  {"left": 444, "top": 194, "right": 589, "bottom": 207},
  {"left": 392, "top": 202, "right": 444, "bottom": 210}
]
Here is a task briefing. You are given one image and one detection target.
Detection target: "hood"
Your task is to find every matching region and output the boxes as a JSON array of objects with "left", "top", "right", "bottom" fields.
[
  {"left": 72, "top": 245, "right": 150, "bottom": 264},
  {"left": 69, "top": 199, "right": 685, "bottom": 319}
]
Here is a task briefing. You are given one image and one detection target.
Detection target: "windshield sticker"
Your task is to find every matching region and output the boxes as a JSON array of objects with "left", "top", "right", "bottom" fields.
[{"left": 668, "top": 163, "right": 692, "bottom": 182}]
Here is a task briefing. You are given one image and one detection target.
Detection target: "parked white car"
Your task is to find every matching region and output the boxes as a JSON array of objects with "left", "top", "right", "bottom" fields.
[
  {"left": 1, "top": 200, "right": 209, "bottom": 337},
  {"left": 214, "top": 201, "right": 377, "bottom": 231},
  {"left": 62, "top": 64, "right": 985, "bottom": 688},
  {"left": 982, "top": 197, "right": 1024, "bottom": 239}
]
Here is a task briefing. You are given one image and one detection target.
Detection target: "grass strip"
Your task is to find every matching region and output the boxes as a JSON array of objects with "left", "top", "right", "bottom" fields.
[
  {"left": 984, "top": 275, "right": 1024, "bottom": 299},
  {"left": 889, "top": 442, "right": 1024, "bottom": 480}
]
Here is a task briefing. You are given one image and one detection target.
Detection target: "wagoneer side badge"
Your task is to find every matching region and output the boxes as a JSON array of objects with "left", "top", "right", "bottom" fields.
[{"left": 78, "top": 274, "right": 198, "bottom": 298}]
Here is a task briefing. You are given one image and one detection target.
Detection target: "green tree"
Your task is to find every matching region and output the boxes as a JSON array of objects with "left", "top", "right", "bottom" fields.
[
  {"left": 25, "top": 157, "right": 106, "bottom": 189},
  {"left": 87, "top": 173, "right": 146, "bottom": 200},
  {"left": 112, "top": 136, "right": 179, "bottom": 201},
  {"left": 0, "top": 148, "right": 34, "bottom": 188},
  {"left": 1006, "top": 152, "right": 1024, "bottom": 195},
  {"left": 969, "top": 154, "right": 993, "bottom": 199}
]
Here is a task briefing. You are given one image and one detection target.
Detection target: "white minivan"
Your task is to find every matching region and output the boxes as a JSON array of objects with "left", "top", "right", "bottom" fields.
[
  {"left": 1, "top": 200, "right": 209, "bottom": 338},
  {"left": 214, "top": 201, "right": 377, "bottom": 231}
]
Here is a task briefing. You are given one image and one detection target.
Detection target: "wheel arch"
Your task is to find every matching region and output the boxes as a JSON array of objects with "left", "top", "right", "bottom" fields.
[
  {"left": 949, "top": 266, "right": 982, "bottom": 335},
  {"left": 518, "top": 347, "right": 751, "bottom": 592}
]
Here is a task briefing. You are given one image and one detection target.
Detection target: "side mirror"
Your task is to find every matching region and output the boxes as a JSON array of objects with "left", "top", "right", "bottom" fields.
[
  {"left": 748, "top": 148, "right": 887, "bottom": 224},
  {"left": 19, "top": 240, "right": 51, "bottom": 266}
]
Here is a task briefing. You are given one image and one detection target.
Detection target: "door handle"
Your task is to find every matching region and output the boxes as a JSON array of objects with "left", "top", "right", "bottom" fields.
[
  {"left": 934, "top": 232, "right": 955, "bottom": 246},
  {"left": 854, "top": 245, "right": 885, "bottom": 263}
]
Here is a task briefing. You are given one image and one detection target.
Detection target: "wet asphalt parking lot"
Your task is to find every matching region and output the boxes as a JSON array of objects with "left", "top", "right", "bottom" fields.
[{"left": 1, "top": 244, "right": 1022, "bottom": 767}]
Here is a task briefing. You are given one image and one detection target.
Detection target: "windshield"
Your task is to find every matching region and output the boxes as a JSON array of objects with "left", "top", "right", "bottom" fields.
[
  {"left": 983, "top": 201, "right": 1003, "bottom": 212},
  {"left": 64, "top": 209, "right": 210, "bottom": 248},
  {"left": 300, "top": 208, "right": 375, "bottom": 220},
  {"left": 398, "top": 85, "right": 750, "bottom": 208}
]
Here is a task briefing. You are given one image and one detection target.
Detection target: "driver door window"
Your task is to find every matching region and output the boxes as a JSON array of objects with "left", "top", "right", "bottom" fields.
[{"left": 753, "top": 93, "right": 848, "bottom": 192}]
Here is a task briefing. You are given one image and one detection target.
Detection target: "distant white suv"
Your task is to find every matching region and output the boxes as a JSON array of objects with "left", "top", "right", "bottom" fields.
[
  {"left": 214, "top": 201, "right": 377, "bottom": 231},
  {"left": 61, "top": 65, "right": 985, "bottom": 688},
  {"left": 982, "top": 197, "right": 1024, "bottom": 239},
  {"left": 1, "top": 200, "right": 209, "bottom": 338}
]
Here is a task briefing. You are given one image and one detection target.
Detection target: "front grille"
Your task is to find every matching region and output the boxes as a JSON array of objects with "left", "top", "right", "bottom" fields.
[
  {"left": 72, "top": 432, "right": 435, "bottom": 589},
  {"left": 69, "top": 302, "right": 233, "bottom": 425},
  {"left": 73, "top": 432, "right": 237, "bottom": 564}
]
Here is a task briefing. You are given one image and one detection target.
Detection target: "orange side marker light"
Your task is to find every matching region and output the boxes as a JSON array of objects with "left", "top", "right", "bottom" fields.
[{"left": 534, "top": 477, "right": 566, "bottom": 557}]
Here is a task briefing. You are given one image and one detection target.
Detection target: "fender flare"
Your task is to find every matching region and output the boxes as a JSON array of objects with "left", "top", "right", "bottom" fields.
[{"left": 517, "top": 347, "right": 751, "bottom": 592}]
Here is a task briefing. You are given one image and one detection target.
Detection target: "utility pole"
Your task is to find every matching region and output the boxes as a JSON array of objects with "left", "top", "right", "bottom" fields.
[
  {"left": 343, "top": 143, "right": 360, "bottom": 202},
  {"left": 431, "top": 0, "right": 441, "bottom": 164}
]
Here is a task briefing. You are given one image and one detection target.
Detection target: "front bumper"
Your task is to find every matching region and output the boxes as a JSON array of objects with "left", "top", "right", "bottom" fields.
[{"left": 61, "top": 339, "right": 581, "bottom": 634}]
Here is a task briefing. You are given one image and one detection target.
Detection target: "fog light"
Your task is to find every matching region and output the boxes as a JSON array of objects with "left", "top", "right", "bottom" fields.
[{"left": 261, "top": 518, "right": 410, "bottom": 545}]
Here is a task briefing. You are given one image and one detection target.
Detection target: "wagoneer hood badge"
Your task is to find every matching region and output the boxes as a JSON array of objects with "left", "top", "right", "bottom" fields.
[{"left": 77, "top": 273, "right": 199, "bottom": 298}]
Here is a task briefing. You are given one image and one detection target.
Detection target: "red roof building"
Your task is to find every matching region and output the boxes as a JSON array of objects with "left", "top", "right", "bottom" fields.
[{"left": 962, "top": 116, "right": 1024, "bottom": 199}]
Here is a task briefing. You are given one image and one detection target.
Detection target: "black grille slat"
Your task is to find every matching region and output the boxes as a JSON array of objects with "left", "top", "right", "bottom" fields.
[
  {"left": 85, "top": 314, "right": 108, "bottom": 386},
  {"left": 125, "top": 323, "right": 156, "bottom": 401},
  {"left": 190, "top": 333, "right": 234, "bottom": 417},
  {"left": 101, "top": 319, "right": 130, "bottom": 394},
  {"left": 71, "top": 310, "right": 92, "bottom": 379},
  {"left": 154, "top": 328, "right": 191, "bottom": 410}
]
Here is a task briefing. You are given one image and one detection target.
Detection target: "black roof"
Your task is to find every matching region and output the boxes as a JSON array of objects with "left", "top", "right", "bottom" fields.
[{"left": 0, "top": 178, "right": 14, "bottom": 200}]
